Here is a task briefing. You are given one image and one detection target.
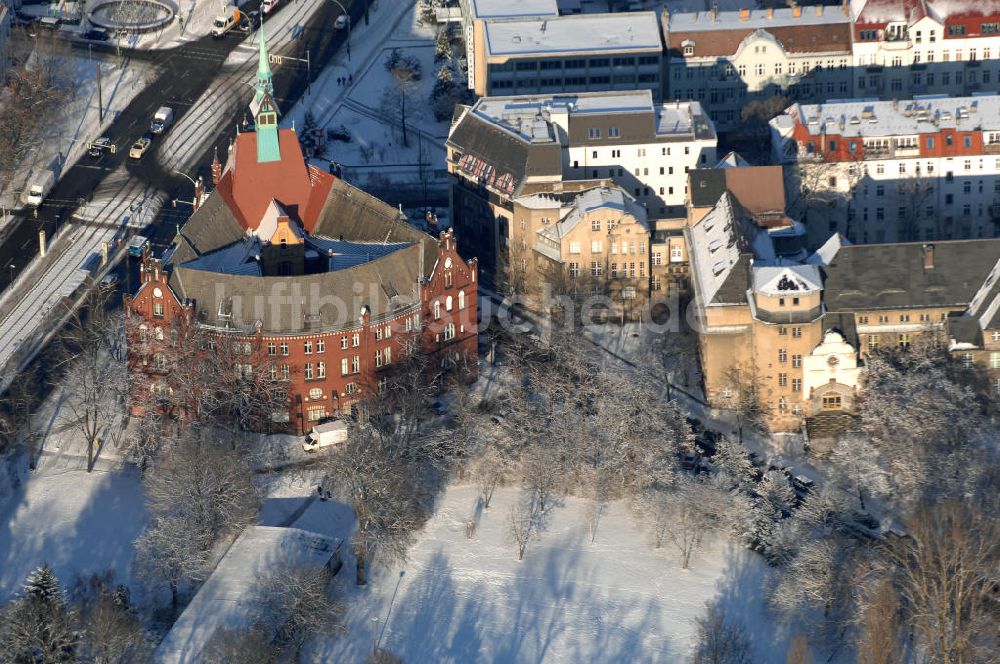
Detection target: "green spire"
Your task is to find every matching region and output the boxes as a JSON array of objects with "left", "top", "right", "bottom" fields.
[
  {"left": 255, "top": 20, "right": 273, "bottom": 106},
  {"left": 253, "top": 19, "right": 281, "bottom": 163}
]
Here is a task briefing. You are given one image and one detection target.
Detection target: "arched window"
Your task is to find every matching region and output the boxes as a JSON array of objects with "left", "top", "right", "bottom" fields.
[
  {"left": 446, "top": 295, "right": 453, "bottom": 311},
  {"left": 433, "top": 301, "right": 441, "bottom": 320},
  {"left": 154, "top": 327, "right": 164, "bottom": 341},
  {"left": 458, "top": 290, "right": 465, "bottom": 310},
  {"left": 139, "top": 324, "right": 148, "bottom": 342}
]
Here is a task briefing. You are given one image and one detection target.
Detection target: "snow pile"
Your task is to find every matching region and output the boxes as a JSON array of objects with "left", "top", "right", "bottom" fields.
[{"left": 305, "top": 485, "right": 794, "bottom": 663}]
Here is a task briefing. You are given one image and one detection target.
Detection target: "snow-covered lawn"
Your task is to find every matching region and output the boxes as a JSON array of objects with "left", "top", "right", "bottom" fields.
[
  {"left": 0, "top": 464, "right": 148, "bottom": 601},
  {"left": 298, "top": 484, "right": 792, "bottom": 663}
]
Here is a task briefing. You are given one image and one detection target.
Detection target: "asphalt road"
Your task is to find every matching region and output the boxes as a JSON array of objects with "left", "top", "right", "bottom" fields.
[{"left": 0, "top": 0, "right": 370, "bottom": 290}]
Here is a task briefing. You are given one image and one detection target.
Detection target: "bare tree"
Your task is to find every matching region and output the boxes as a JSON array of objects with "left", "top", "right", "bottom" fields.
[
  {"left": 135, "top": 438, "right": 260, "bottom": 611},
  {"left": 52, "top": 288, "right": 126, "bottom": 472},
  {"left": 890, "top": 500, "right": 999, "bottom": 664},
  {"left": 855, "top": 576, "right": 904, "bottom": 664},
  {"left": 324, "top": 425, "right": 422, "bottom": 585},
  {"left": 827, "top": 435, "right": 889, "bottom": 511},
  {"left": 692, "top": 603, "right": 755, "bottom": 664},
  {"left": 656, "top": 477, "right": 726, "bottom": 569},
  {"left": 785, "top": 633, "right": 813, "bottom": 664},
  {"left": 202, "top": 627, "right": 279, "bottom": 664},
  {"left": 508, "top": 498, "right": 539, "bottom": 562},
  {"left": 76, "top": 584, "right": 151, "bottom": 664},
  {"left": 720, "top": 363, "right": 771, "bottom": 441},
  {"left": 262, "top": 564, "right": 344, "bottom": 659},
  {"left": 381, "top": 49, "right": 422, "bottom": 148}
]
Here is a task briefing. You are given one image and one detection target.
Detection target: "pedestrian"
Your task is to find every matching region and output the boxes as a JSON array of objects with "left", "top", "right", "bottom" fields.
[
  {"left": 325, "top": 489, "right": 332, "bottom": 501},
  {"left": 337, "top": 76, "right": 342, "bottom": 86},
  {"left": 348, "top": 74, "right": 353, "bottom": 85},
  {"left": 317, "top": 485, "right": 323, "bottom": 497}
]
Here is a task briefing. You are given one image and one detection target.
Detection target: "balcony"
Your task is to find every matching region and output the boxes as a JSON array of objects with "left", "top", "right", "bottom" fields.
[
  {"left": 879, "top": 38, "right": 912, "bottom": 51},
  {"left": 984, "top": 143, "right": 1000, "bottom": 155}
]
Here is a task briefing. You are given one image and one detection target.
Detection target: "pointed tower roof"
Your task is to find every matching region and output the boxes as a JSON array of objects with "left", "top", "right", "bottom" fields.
[{"left": 254, "top": 20, "right": 273, "bottom": 106}]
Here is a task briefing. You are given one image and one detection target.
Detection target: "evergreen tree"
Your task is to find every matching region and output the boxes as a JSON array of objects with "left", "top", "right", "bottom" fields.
[
  {"left": 1, "top": 566, "right": 77, "bottom": 662},
  {"left": 24, "top": 564, "right": 63, "bottom": 605},
  {"left": 434, "top": 28, "right": 452, "bottom": 62},
  {"left": 299, "top": 111, "right": 320, "bottom": 159}
]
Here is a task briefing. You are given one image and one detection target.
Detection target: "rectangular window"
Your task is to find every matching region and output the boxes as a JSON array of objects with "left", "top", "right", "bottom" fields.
[
  {"left": 792, "top": 355, "right": 802, "bottom": 368},
  {"left": 304, "top": 341, "right": 313, "bottom": 354},
  {"left": 791, "top": 327, "right": 802, "bottom": 338},
  {"left": 588, "top": 128, "right": 601, "bottom": 139},
  {"left": 591, "top": 241, "right": 602, "bottom": 253},
  {"left": 341, "top": 358, "right": 349, "bottom": 375},
  {"left": 352, "top": 355, "right": 360, "bottom": 373},
  {"left": 304, "top": 363, "right": 314, "bottom": 380},
  {"left": 307, "top": 407, "right": 325, "bottom": 422},
  {"left": 791, "top": 378, "right": 802, "bottom": 392},
  {"left": 568, "top": 262, "right": 580, "bottom": 278},
  {"left": 280, "top": 342, "right": 289, "bottom": 356},
  {"left": 591, "top": 261, "right": 602, "bottom": 277},
  {"left": 317, "top": 361, "right": 326, "bottom": 378},
  {"left": 352, "top": 333, "right": 360, "bottom": 347},
  {"left": 569, "top": 242, "right": 581, "bottom": 254},
  {"left": 268, "top": 342, "right": 276, "bottom": 356},
  {"left": 152, "top": 302, "right": 164, "bottom": 318},
  {"left": 778, "top": 349, "right": 787, "bottom": 363},
  {"left": 341, "top": 336, "right": 348, "bottom": 349},
  {"left": 280, "top": 364, "right": 289, "bottom": 381},
  {"left": 316, "top": 340, "right": 325, "bottom": 353},
  {"left": 991, "top": 352, "right": 1000, "bottom": 369},
  {"left": 778, "top": 326, "right": 787, "bottom": 336},
  {"left": 778, "top": 373, "right": 788, "bottom": 387}
]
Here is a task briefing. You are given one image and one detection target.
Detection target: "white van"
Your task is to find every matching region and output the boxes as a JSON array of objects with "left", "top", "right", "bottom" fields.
[
  {"left": 23, "top": 169, "right": 56, "bottom": 208},
  {"left": 303, "top": 419, "right": 348, "bottom": 452},
  {"left": 150, "top": 107, "right": 174, "bottom": 134}
]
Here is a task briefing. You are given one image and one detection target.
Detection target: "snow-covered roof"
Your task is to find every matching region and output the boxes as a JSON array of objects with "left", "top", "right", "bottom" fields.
[
  {"left": 715, "top": 151, "right": 750, "bottom": 168},
  {"left": 785, "top": 94, "right": 1000, "bottom": 138},
  {"left": 688, "top": 193, "right": 742, "bottom": 305},
  {"left": 807, "top": 233, "right": 849, "bottom": 267},
  {"left": 752, "top": 265, "right": 823, "bottom": 295},
  {"left": 484, "top": 12, "right": 662, "bottom": 57},
  {"left": 668, "top": 5, "right": 850, "bottom": 32},
  {"left": 155, "top": 527, "right": 340, "bottom": 664},
  {"left": 467, "top": 0, "right": 559, "bottom": 20},
  {"left": 472, "top": 92, "right": 712, "bottom": 141}
]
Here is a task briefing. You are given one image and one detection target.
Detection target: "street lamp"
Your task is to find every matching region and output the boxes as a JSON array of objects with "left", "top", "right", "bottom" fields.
[
  {"left": 8, "top": 264, "right": 15, "bottom": 285},
  {"left": 328, "top": 0, "right": 351, "bottom": 61}
]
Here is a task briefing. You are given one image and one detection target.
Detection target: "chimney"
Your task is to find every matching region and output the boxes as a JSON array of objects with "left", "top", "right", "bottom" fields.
[
  {"left": 792, "top": 4, "right": 801, "bottom": 17},
  {"left": 815, "top": 5, "right": 823, "bottom": 16},
  {"left": 843, "top": 1, "right": 849, "bottom": 16},
  {"left": 712, "top": 2, "right": 718, "bottom": 21},
  {"left": 922, "top": 243, "right": 935, "bottom": 269},
  {"left": 739, "top": 8, "right": 750, "bottom": 20},
  {"left": 768, "top": 7, "right": 773, "bottom": 18}
]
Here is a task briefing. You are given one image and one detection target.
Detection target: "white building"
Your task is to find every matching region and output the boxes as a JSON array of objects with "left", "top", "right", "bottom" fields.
[
  {"left": 468, "top": 11, "right": 665, "bottom": 98},
  {"left": 770, "top": 95, "right": 1000, "bottom": 247},
  {"left": 851, "top": 0, "right": 1000, "bottom": 98},
  {"left": 663, "top": 5, "right": 854, "bottom": 131}
]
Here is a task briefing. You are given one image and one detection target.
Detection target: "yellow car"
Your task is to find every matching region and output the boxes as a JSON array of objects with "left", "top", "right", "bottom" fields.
[{"left": 129, "top": 136, "right": 152, "bottom": 159}]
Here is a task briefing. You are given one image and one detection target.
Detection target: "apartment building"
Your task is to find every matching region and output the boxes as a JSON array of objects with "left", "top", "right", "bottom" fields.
[
  {"left": 663, "top": 5, "right": 853, "bottom": 131},
  {"left": 468, "top": 11, "right": 665, "bottom": 98},
  {"left": 509, "top": 184, "right": 656, "bottom": 317},
  {"left": 687, "top": 183, "right": 1000, "bottom": 431},
  {"left": 851, "top": 0, "right": 1000, "bottom": 98},
  {"left": 770, "top": 95, "right": 1000, "bottom": 248},
  {"left": 446, "top": 90, "right": 717, "bottom": 280}
]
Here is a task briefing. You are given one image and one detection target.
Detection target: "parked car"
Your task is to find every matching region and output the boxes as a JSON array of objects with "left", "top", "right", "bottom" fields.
[
  {"left": 334, "top": 14, "right": 348, "bottom": 29},
  {"left": 39, "top": 16, "right": 60, "bottom": 30},
  {"left": 88, "top": 136, "right": 113, "bottom": 158},
  {"left": 82, "top": 27, "right": 109, "bottom": 41},
  {"left": 128, "top": 135, "right": 152, "bottom": 159},
  {"left": 791, "top": 474, "right": 815, "bottom": 495},
  {"left": 262, "top": 0, "right": 278, "bottom": 14}
]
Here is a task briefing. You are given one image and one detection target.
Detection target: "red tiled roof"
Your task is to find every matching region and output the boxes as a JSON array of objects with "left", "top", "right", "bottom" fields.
[
  {"left": 855, "top": 0, "right": 926, "bottom": 26},
  {"left": 224, "top": 129, "right": 315, "bottom": 232},
  {"left": 667, "top": 23, "right": 852, "bottom": 57},
  {"left": 302, "top": 165, "right": 336, "bottom": 234}
]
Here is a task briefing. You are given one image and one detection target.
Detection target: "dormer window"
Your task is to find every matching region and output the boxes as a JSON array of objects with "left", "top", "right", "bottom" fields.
[{"left": 681, "top": 40, "right": 695, "bottom": 56}]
